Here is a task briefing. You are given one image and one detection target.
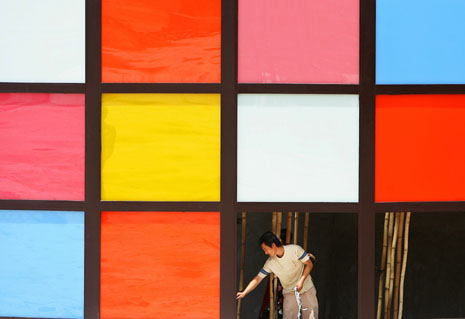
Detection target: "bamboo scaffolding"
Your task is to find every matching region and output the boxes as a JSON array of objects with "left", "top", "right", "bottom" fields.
[
  {"left": 273, "top": 212, "right": 282, "bottom": 316},
  {"left": 376, "top": 212, "right": 390, "bottom": 319},
  {"left": 269, "top": 273, "right": 275, "bottom": 319},
  {"left": 393, "top": 213, "right": 405, "bottom": 319},
  {"left": 384, "top": 212, "right": 394, "bottom": 318},
  {"left": 272, "top": 212, "right": 277, "bottom": 236},
  {"left": 303, "top": 212, "right": 310, "bottom": 251},
  {"left": 237, "top": 212, "right": 247, "bottom": 319},
  {"left": 270, "top": 212, "right": 277, "bottom": 319},
  {"left": 276, "top": 212, "right": 283, "bottom": 239},
  {"left": 386, "top": 213, "right": 400, "bottom": 319},
  {"left": 286, "top": 212, "right": 293, "bottom": 244},
  {"left": 293, "top": 212, "right": 299, "bottom": 245},
  {"left": 398, "top": 212, "right": 411, "bottom": 319}
]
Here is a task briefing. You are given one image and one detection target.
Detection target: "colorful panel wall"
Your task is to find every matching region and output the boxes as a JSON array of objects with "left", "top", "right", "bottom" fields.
[
  {"left": 0, "top": 93, "right": 85, "bottom": 200},
  {"left": 102, "top": 0, "right": 221, "bottom": 83},
  {"left": 101, "top": 94, "right": 221, "bottom": 201},
  {"left": 101, "top": 211, "right": 220, "bottom": 318},
  {"left": 238, "top": 94, "right": 359, "bottom": 202},
  {"left": 0, "top": 210, "right": 84, "bottom": 318},
  {"left": 0, "top": 0, "right": 463, "bottom": 318},
  {"left": 0, "top": 0, "right": 85, "bottom": 83},
  {"left": 376, "top": 95, "right": 465, "bottom": 202},
  {"left": 238, "top": 0, "right": 359, "bottom": 83}
]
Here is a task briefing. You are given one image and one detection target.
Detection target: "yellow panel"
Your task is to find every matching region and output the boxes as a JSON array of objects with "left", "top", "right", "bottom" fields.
[{"left": 102, "top": 94, "right": 220, "bottom": 201}]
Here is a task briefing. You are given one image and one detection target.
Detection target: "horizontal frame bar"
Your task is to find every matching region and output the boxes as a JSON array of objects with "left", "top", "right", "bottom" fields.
[
  {"left": 376, "top": 85, "right": 465, "bottom": 95},
  {"left": 238, "top": 84, "right": 359, "bottom": 94},
  {"left": 375, "top": 201, "right": 465, "bottom": 213},
  {"left": 102, "top": 83, "right": 221, "bottom": 93},
  {"left": 101, "top": 201, "right": 221, "bottom": 212},
  {"left": 0, "top": 83, "right": 85, "bottom": 93},
  {"left": 236, "top": 202, "right": 359, "bottom": 213},
  {"left": 0, "top": 200, "right": 85, "bottom": 211}
]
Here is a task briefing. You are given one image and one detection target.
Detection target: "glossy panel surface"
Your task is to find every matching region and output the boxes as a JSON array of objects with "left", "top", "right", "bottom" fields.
[
  {"left": 238, "top": 0, "right": 359, "bottom": 84},
  {"left": 0, "top": 210, "right": 84, "bottom": 318},
  {"left": 238, "top": 94, "right": 359, "bottom": 202},
  {"left": 0, "top": 0, "right": 85, "bottom": 83},
  {"left": 377, "top": 0, "right": 465, "bottom": 84},
  {"left": 101, "top": 94, "right": 221, "bottom": 201},
  {"left": 0, "top": 93, "right": 85, "bottom": 200},
  {"left": 376, "top": 95, "right": 465, "bottom": 202},
  {"left": 101, "top": 211, "right": 220, "bottom": 319},
  {"left": 102, "top": 0, "right": 221, "bottom": 83}
]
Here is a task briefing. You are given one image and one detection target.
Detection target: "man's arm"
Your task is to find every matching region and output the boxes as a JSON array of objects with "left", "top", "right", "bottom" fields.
[
  {"left": 236, "top": 275, "right": 265, "bottom": 299},
  {"left": 295, "top": 259, "right": 313, "bottom": 292}
]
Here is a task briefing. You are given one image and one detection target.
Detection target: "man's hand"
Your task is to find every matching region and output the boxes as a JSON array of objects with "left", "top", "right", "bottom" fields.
[
  {"left": 295, "top": 281, "right": 304, "bottom": 292},
  {"left": 237, "top": 291, "right": 247, "bottom": 299}
]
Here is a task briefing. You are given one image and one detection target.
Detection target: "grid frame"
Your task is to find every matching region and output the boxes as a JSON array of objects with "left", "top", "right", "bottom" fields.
[{"left": 0, "top": 0, "right": 465, "bottom": 318}]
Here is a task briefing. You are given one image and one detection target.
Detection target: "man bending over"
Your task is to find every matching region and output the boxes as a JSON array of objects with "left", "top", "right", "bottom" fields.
[{"left": 236, "top": 231, "right": 318, "bottom": 319}]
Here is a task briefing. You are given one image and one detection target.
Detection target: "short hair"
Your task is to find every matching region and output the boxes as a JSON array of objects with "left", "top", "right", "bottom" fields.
[{"left": 259, "top": 231, "right": 282, "bottom": 248}]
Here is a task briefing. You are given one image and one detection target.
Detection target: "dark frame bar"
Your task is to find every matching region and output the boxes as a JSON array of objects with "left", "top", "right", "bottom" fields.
[
  {"left": 358, "top": 0, "right": 376, "bottom": 317},
  {"left": 237, "top": 202, "right": 358, "bottom": 213},
  {"left": 83, "top": 0, "right": 102, "bottom": 317},
  {"left": 238, "top": 84, "right": 359, "bottom": 94},
  {"left": 220, "top": 0, "right": 238, "bottom": 317}
]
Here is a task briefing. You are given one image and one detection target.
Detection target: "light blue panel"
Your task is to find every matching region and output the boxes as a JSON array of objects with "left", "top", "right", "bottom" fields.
[
  {"left": 0, "top": 210, "right": 84, "bottom": 318},
  {"left": 377, "top": 0, "right": 465, "bottom": 84}
]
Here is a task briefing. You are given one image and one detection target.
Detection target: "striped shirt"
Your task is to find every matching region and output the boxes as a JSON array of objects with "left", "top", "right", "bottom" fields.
[{"left": 257, "top": 244, "right": 314, "bottom": 294}]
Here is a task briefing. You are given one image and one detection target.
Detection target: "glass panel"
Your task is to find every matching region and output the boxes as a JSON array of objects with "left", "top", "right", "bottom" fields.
[
  {"left": 101, "top": 211, "right": 220, "bottom": 319},
  {"left": 0, "top": 210, "right": 84, "bottom": 318},
  {"left": 238, "top": 0, "right": 359, "bottom": 84},
  {"left": 375, "top": 212, "right": 465, "bottom": 318},
  {"left": 237, "top": 94, "right": 359, "bottom": 202},
  {"left": 0, "top": 93, "right": 85, "bottom": 200},
  {"left": 377, "top": 0, "right": 465, "bottom": 84},
  {"left": 376, "top": 95, "right": 465, "bottom": 202},
  {"left": 102, "top": 0, "right": 221, "bottom": 83},
  {"left": 101, "top": 94, "right": 221, "bottom": 201},
  {"left": 0, "top": 0, "right": 85, "bottom": 83},
  {"left": 237, "top": 212, "right": 357, "bottom": 319}
]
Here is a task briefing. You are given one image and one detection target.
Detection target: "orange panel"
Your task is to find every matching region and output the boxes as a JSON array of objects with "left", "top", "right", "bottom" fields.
[
  {"left": 102, "top": 0, "right": 221, "bottom": 83},
  {"left": 376, "top": 95, "right": 465, "bottom": 202},
  {"left": 101, "top": 212, "right": 220, "bottom": 319}
]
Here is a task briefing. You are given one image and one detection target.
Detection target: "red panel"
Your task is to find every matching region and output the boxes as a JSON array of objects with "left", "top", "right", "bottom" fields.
[
  {"left": 0, "top": 93, "right": 85, "bottom": 200},
  {"left": 376, "top": 95, "right": 465, "bottom": 202},
  {"left": 102, "top": 0, "right": 221, "bottom": 83},
  {"left": 101, "top": 212, "right": 220, "bottom": 319}
]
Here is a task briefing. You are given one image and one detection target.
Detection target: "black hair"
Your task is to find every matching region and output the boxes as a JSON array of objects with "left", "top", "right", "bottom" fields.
[{"left": 259, "top": 231, "right": 283, "bottom": 248}]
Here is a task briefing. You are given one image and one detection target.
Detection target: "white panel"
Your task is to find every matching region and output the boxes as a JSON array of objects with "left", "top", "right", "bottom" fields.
[
  {"left": 0, "top": 0, "right": 85, "bottom": 83},
  {"left": 238, "top": 94, "right": 359, "bottom": 202}
]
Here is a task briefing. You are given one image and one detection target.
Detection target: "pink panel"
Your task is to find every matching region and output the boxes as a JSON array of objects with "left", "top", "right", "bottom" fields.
[
  {"left": 238, "top": 0, "right": 359, "bottom": 84},
  {"left": 0, "top": 93, "right": 85, "bottom": 200}
]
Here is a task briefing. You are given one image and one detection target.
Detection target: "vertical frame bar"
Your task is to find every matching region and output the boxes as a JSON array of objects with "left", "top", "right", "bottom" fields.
[
  {"left": 84, "top": 0, "right": 102, "bottom": 318},
  {"left": 221, "top": 0, "right": 238, "bottom": 317},
  {"left": 359, "top": 0, "right": 376, "bottom": 317}
]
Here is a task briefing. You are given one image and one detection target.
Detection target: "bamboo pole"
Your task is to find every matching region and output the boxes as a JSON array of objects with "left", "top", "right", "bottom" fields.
[
  {"left": 276, "top": 212, "right": 283, "bottom": 239},
  {"left": 303, "top": 212, "right": 310, "bottom": 251},
  {"left": 270, "top": 212, "right": 277, "bottom": 319},
  {"left": 384, "top": 212, "right": 394, "bottom": 318},
  {"left": 386, "top": 213, "right": 400, "bottom": 319},
  {"left": 269, "top": 273, "right": 275, "bottom": 319},
  {"left": 237, "top": 212, "right": 247, "bottom": 319},
  {"left": 273, "top": 212, "right": 282, "bottom": 315},
  {"left": 272, "top": 212, "right": 277, "bottom": 236},
  {"left": 376, "top": 212, "right": 390, "bottom": 319},
  {"left": 398, "top": 212, "right": 411, "bottom": 319},
  {"left": 286, "top": 212, "right": 292, "bottom": 244},
  {"left": 393, "top": 212, "right": 405, "bottom": 319},
  {"left": 293, "top": 212, "right": 299, "bottom": 245}
]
